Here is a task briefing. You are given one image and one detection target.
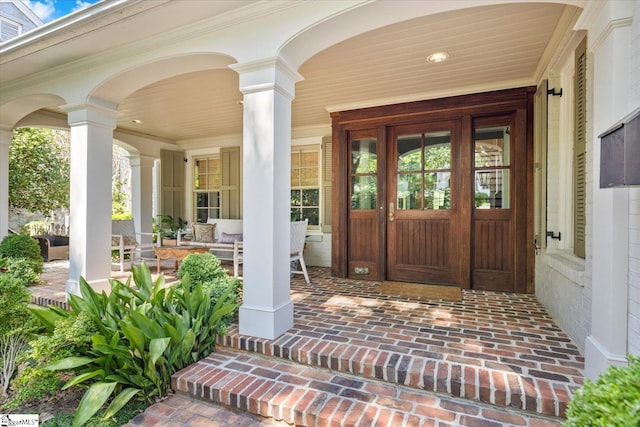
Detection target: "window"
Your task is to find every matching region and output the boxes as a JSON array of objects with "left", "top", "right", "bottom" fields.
[
  {"left": 193, "top": 155, "right": 221, "bottom": 222},
  {"left": 0, "top": 18, "right": 21, "bottom": 41},
  {"left": 291, "top": 146, "right": 320, "bottom": 228},
  {"left": 474, "top": 126, "right": 511, "bottom": 209}
]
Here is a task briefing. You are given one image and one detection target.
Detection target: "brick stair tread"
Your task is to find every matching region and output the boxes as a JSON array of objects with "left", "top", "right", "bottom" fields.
[
  {"left": 173, "top": 348, "right": 563, "bottom": 427},
  {"left": 217, "top": 332, "right": 575, "bottom": 419}
]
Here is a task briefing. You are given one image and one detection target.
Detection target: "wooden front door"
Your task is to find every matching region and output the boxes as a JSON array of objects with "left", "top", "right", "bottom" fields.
[
  {"left": 332, "top": 88, "right": 534, "bottom": 293},
  {"left": 386, "top": 121, "right": 465, "bottom": 286}
]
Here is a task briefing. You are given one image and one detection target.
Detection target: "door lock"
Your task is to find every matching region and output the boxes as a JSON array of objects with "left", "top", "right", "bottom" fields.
[{"left": 388, "top": 202, "right": 395, "bottom": 222}]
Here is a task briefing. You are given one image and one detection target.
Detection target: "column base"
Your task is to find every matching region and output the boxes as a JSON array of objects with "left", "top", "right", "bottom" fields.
[
  {"left": 239, "top": 300, "right": 294, "bottom": 339},
  {"left": 585, "top": 335, "right": 629, "bottom": 380},
  {"left": 65, "top": 277, "right": 110, "bottom": 300}
]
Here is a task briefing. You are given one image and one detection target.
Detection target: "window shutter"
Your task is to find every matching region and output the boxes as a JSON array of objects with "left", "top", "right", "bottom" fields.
[
  {"left": 160, "top": 150, "right": 185, "bottom": 222},
  {"left": 322, "top": 136, "right": 332, "bottom": 233},
  {"left": 573, "top": 37, "right": 587, "bottom": 258},
  {"left": 534, "top": 80, "right": 548, "bottom": 249},
  {"left": 220, "top": 146, "right": 241, "bottom": 219}
]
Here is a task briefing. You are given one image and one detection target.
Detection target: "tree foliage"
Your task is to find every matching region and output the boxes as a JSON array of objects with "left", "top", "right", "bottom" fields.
[{"left": 9, "top": 128, "right": 70, "bottom": 213}]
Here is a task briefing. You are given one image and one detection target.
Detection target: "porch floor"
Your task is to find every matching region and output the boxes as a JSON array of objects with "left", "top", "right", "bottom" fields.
[{"left": 32, "top": 262, "right": 583, "bottom": 426}]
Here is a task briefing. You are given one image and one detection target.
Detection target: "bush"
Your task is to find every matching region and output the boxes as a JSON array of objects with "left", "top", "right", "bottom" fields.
[
  {"left": 177, "top": 252, "right": 226, "bottom": 284},
  {"left": 0, "top": 273, "right": 38, "bottom": 397},
  {"left": 0, "top": 273, "right": 34, "bottom": 336},
  {"left": 31, "top": 261, "right": 238, "bottom": 426},
  {"left": 564, "top": 355, "right": 640, "bottom": 427},
  {"left": 4, "top": 257, "right": 43, "bottom": 286},
  {"left": 0, "top": 234, "right": 42, "bottom": 264}
]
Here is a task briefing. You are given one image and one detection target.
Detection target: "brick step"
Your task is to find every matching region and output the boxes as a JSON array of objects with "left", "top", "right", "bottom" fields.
[
  {"left": 172, "top": 348, "right": 563, "bottom": 426},
  {"left": 216, "top": 330, "right": 576, "bottom": 419}
]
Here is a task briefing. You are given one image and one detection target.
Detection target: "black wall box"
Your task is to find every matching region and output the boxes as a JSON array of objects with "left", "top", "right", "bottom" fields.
[{"left": 599, "top": 108, "right": 640, "bottom": 188}]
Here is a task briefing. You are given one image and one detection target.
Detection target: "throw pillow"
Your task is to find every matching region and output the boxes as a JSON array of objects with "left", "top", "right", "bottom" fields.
[
  {"left": 218, "top": 232, "right": 243, "bottom": 244},
  {"left": 193, "top": 223, "right": 216, "bottom": 243}
]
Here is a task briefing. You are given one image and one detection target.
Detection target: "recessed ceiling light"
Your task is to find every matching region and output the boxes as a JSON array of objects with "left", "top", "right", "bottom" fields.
[
  {"left": 130, "top": 119, "right": 143, "bottom": 124},
  {"left": 426, "top": 52, "right": 449, "bottom": 63}
]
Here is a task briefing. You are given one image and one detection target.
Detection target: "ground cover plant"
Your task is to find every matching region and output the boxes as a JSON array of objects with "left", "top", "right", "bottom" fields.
[{"left": 24, "top": 261, "right": 239, "bottom": 426}]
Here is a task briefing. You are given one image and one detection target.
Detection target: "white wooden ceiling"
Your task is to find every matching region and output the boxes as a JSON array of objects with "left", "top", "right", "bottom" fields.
[{"left": 89, "top": 2, "right": 576, "bottom": 142}]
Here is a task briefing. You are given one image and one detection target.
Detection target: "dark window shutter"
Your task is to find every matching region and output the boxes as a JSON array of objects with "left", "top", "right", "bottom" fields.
[
  {"left": 573, "top": 37, "right": 587, "bottom": 258},
  {"left": 160, "top": 149, "right": 185, "bottom": 222},
  {"left": 322, "top": 137, "right": 332, "bottom": 233}
]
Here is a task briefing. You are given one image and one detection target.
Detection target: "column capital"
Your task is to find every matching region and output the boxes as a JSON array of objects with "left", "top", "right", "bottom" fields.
[
  {"left": 63, "top": 101, "right": 118, "bottom": 129},
  {"left": 231, "top": 57, "right": 303, "bottom": 100},
  {"left": 127, "top": 154, "right": 157, "bottom": 167}
]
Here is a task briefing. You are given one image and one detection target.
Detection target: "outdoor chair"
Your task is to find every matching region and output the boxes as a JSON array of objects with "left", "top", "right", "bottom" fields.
[
  {"left": 111, "top": 219, "right": 157, "bottom": 272},
  {"left": 290, "top": 219, "right": 310, "bottom": 284},
  {"left": 232, "top": 219, "right": 310, "bottom": 284}
]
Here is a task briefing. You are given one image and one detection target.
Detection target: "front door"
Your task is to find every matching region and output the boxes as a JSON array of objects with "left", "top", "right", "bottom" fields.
[
  {"left": 386, "top": 121, "right": 465, "bottom": 286},
  {"left": 333, "top": 88, "right": 533, "bottom": 293}
]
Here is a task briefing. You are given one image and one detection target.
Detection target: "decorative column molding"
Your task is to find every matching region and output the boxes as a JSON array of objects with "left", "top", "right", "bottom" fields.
[
  {"left": 578, "top": 2, "right": 634, "bottom": 379},
  {"left": 232, "top": 57, "right": 303, "bottom": 339},
  {"left": 129, "top": 154, "right": 157, "bottom": 258},
  {"left": 65, "top": 103, "right": 117, "bottom": 297},
  {"left": 0, "top": 128, "right": 13, "bottom": 241}
]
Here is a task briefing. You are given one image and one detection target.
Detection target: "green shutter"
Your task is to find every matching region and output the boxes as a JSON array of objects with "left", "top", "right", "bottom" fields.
[
  {"left": 322, "top": 136, "right": 332, "bottom": 233},
  {"left": 534, "top": 80, "right": 548, "bottom": 249},
  {"left": 573, "top": 37, "right": 587, "bottom": 258},
  {"left": 160, "top": 149, "right": 185, "bottom": 221},
  {"left": 220, "top": 146, "right": 240, "bottom": 219}
]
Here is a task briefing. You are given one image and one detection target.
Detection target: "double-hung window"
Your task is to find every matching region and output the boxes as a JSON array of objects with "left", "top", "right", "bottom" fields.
[
  {"left": 291, "top": 146, "right": 320, "bottom": 229},
  {"left": 193, "top": 155, "right": 221, "bottom": 222}
]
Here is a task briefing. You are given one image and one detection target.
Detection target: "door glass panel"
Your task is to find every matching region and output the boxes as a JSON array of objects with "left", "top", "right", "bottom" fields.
[
  {"left": 397, "top": 134, "right": 422, "bottom": 171},
  {"left": 397, "top": 173, "right": 421, "bottom": 210},
  {"left": 425, "top": 172, "right": 451, "bottom": 209},
  {"left": 351, "top": 138, "right": 377, "bottom": 210},
  {"left": 474, "top": 124, "right": 510, "bottom": 209},
  {"left": 397, "top": 130, "right": 451, "bottom": 210},
  {"left": 475, "top": 126, "right": 510, "bottom": 167}
]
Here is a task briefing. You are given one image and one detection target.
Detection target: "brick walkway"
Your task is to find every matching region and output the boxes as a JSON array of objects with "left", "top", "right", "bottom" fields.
[{"left": 33, "top": 263, "right": 582, "bottom": 426}]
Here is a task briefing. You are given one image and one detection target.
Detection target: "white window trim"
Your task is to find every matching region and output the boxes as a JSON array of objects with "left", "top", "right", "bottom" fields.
[{"left": 291, "top": 144, "right": 322, "bottom": 230}]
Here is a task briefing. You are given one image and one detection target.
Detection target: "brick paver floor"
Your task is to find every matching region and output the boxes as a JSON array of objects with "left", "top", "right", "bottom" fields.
[{"left": 33, "top": 262, "right": 583, "bottom": 426}]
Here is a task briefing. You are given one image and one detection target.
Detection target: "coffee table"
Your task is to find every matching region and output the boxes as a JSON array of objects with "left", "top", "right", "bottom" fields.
[{"left": 154, "top": 245, "right": 209, "bottom": 273}]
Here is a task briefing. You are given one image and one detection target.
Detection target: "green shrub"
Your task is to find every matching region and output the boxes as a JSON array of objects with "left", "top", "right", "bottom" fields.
[
  {"left": 4, "top": 257, "right": 43, "bottom": 285},
  {"left": 0, "top": 234, "right": 42, "bottom": 265},
  {"left": 564, "top": 355, "right": 640, "bottom": 427},
  {"left": 31, "top": 261, "right": 238, "bottom": 426},
  {"left": 0, "top": 273, "right": 38, "bottom": 397},
  {"left": 177, "top": 252, "right": 226, "bottom": 284},
  {"left": 0, "top": 273, "right": 34, "bottom": 336},
  {"left": 23, "top": 220, "right": 48, "bottom": 236},
  {"left": 2, "top": 366, "right": 61, "bottom": 410}
]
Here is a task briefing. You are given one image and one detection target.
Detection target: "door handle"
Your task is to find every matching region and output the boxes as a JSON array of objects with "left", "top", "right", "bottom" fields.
[{"left": 388, "top": 202, "right": 395, "bottom": 222}]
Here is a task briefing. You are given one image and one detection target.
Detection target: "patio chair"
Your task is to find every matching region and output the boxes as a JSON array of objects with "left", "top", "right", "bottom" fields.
[
  {"left": 290, "top": 219, "right": 310, "bottom": 284},
  {"left": 111, "top": 219, "right": 157, "bottom": 272},
  {"left": 232, "top": 219, "right": 310, "bottom": 283}
]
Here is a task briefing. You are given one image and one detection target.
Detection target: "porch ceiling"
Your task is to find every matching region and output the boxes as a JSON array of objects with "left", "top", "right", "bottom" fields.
[{"left": 17, "top": 2, "right": 579, "bottom": 143}]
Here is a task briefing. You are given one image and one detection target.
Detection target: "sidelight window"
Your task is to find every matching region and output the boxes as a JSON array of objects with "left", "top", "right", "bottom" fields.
[
  {"left": 474, "top": 126, "right": 511, "bottom": 209},
  {"left": 350, "top": 138, "right": 377, "bottom": 210}
]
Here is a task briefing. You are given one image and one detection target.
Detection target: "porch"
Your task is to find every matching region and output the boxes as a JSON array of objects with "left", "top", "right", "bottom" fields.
[{"left": 33, "top": 262, "right": 583, "bottom": 425}]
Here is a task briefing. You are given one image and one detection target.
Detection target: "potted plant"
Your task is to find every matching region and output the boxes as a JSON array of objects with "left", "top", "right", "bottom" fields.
[{"left": 157, "top": 214, "right": 186, "bottom": 246}]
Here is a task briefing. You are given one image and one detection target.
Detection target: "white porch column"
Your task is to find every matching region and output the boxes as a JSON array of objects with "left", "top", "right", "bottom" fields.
[
  {"left": 129, "top": 154, "right": 156, "bottom": 257},
  {"left": 65, "top": 103, "right": 117, "bottom": 297},
  {"left": 0, "top": 128, "right": 11, "bottom": 240},
  {"left": 233, "top": 58, "right": 303, "bottom": 339},
  {"left": 583, "top": 1, "right": 634, "bottom": 378}
]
